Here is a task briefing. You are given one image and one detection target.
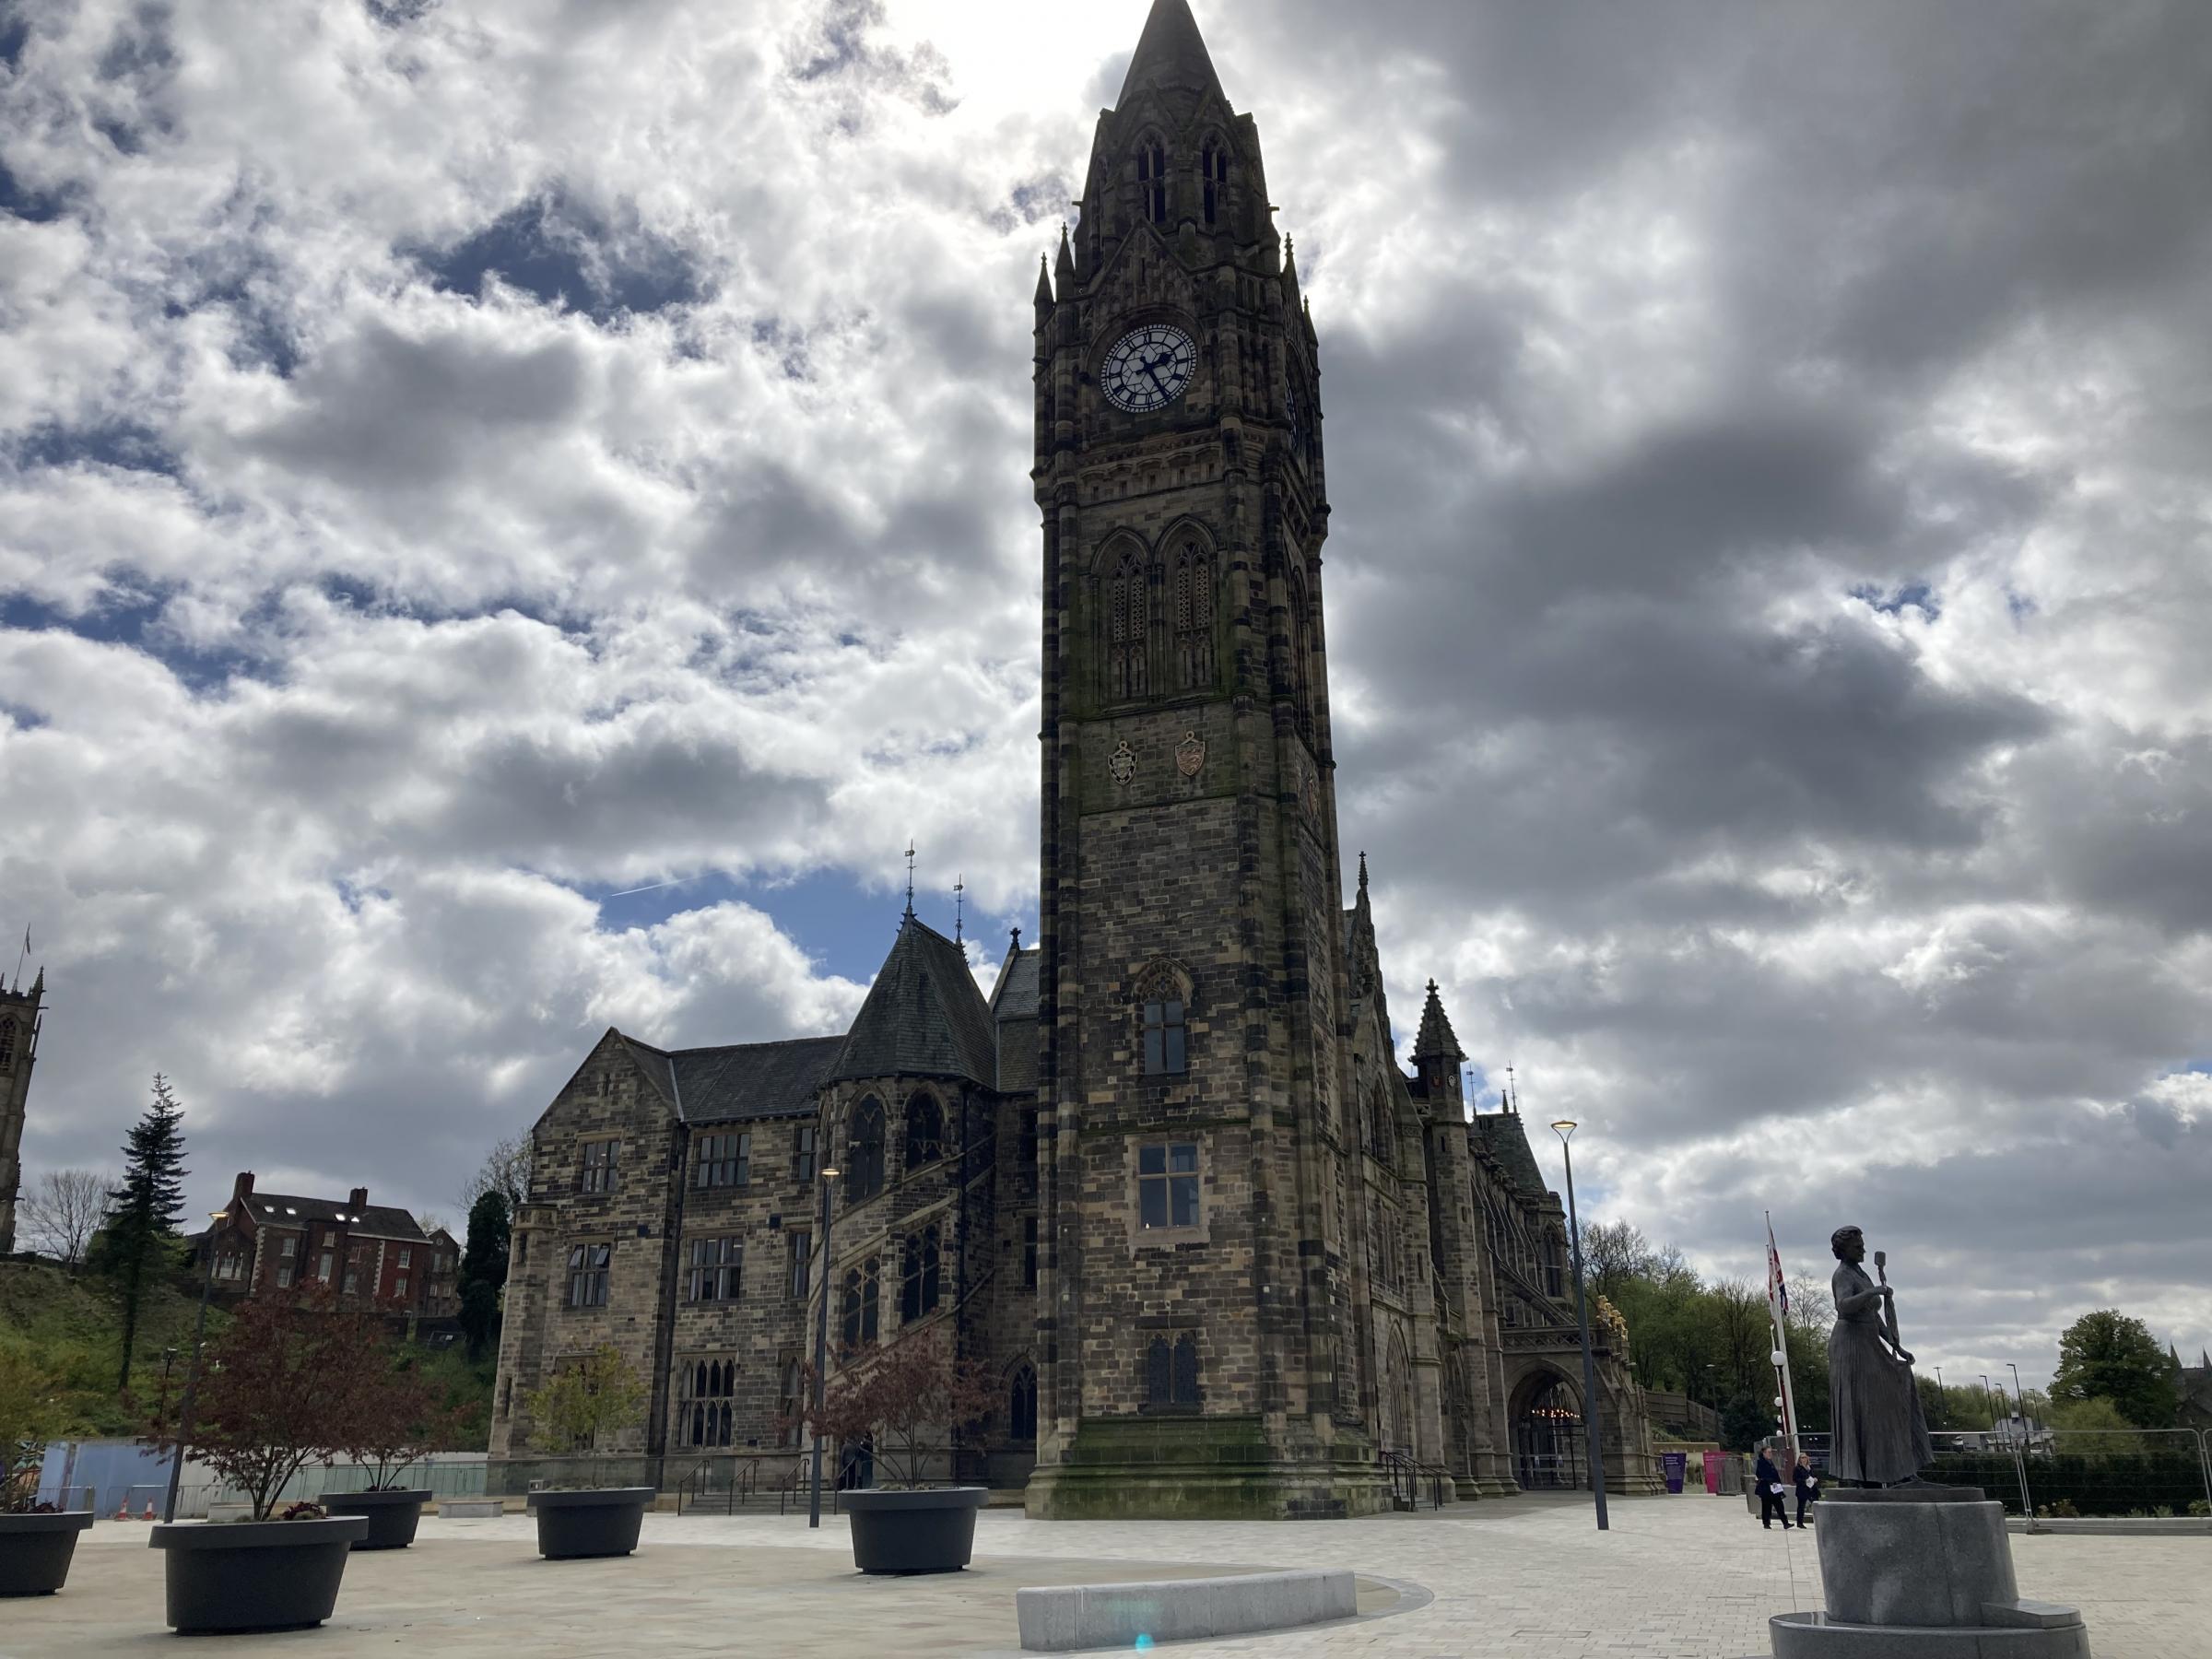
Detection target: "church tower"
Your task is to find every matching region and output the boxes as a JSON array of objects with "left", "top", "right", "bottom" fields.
[
  {"left": 0, "top": 964, "right": 44, "bottom": 1255},
  {"left": 1030, "top": 1, "right": 1382, "bottom": 1518}
]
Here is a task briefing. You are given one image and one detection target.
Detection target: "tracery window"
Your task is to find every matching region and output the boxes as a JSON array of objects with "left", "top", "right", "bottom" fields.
[
  {"left": 1201, "top": 138, "right": 1230, "bottom": 226},
  {"left": 1137, "top": 135, "right": 1168, "bottom": 225},
  {"left": 680, "top": 1359, "right": 735, "bottom": 1449},
  {"left": 1008, "top": 1360, "right": 1039, "bottom": 1442},
  {"left": 1369, "top": 1089, "right": 1394, "bottom": 1166},
  {"left": 904, "top": 1094, "right": 944, "bottom": 1171},
  {"left": 848, "top": 1098, "right": 887, "bottom": 1199},
  {"left": 841, "top": 1256, "right": 881, "bottom": 1350},
  {"left": 1173, "top": 540, "right": 1215, "bottom": 690},
  {"left": 1107, "top": 547, "right": 1149, "bottom": 701},
  {"left": 900, "top": 1223, "right": 942, "bottom": 1322}
]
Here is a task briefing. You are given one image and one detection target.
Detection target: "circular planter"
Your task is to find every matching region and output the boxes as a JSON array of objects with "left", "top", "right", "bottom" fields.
[
  {"left": 842, "top": 1488, "right": 988, "bottom": 1574},
  {"left": 0, "top": 1512, "right": 95, "bottom": 1597},
  {"left": 323, "top": 1488, "right": 433, "bottom": 1550},
  {"left": 525, "top": 1488, "right": 654, "bottom": 1559},
  {"left": 148, "top": 1515, "right": 371, "bottom": 1633}
]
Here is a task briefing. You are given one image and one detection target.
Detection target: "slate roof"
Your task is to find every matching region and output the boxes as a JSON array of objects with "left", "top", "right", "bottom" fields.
[
  {"left": 990, "top": 947, "right": 1043, "bottom": 1093},
  {"left": 990, "top": 947, "right": 1041, "bottom": 1023},
  {"left": 617, "top": 1032, "right": 844, "bottom": 1124},
  {"left": 237, "top": 1191, "right": 426, "bottom": 1242},
  {"left": 823, "top": 915, "right": 1000, "bottom": 1090},
  {"left": 1470, "top": 1110, "right": 1551, "bottom": 1202},
  {"left": 1120, "top": 0, "right": 1222, "bottom": 102}
]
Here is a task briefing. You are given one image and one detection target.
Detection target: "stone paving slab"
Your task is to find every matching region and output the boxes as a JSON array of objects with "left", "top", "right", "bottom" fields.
[{"left": 11, "top": 1491, "right": 2205, "bottom": 1658}]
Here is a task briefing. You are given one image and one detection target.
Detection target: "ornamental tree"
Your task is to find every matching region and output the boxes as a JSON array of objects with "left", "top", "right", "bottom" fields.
[
  {"left": 521, "top": 1342, "right": 648, "bottom": 1455},
  {"left": 335, "top": 1317, "right": 463, "bottom": 1489},
  {"left": 147, "top": 1285, "right": 359, "bottom": 1521},
  {"left": 791, "top": 1330, "right": 997, "bottom": 1489}
]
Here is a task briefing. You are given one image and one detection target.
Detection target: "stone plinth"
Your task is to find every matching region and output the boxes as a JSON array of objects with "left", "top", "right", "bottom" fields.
[{"left": 1767, "top": 1490, "right": 2091, "bottom": 1658}]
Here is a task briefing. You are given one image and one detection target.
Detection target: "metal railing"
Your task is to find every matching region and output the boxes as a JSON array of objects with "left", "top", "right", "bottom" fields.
[
  {"left": 1915, "top": 1427, "right": 2211, "bottom": 1523},
  {"left": 1378, "top": 1447, "right": 1448, "bottom": 1511}
]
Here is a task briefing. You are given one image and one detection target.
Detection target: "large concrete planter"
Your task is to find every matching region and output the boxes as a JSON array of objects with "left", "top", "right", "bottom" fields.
[
  {"left": 843, "top": 1488, "right": 987, "bottom": 1574},
  {"left": 0, "top": 1512, "right": 95, "bottom": 1596},
  {"left": 526, "top": 1488, "right": 653, "bottom": 1559},
  {"left": 323, "top": 1488, "right": 432, "bottom": 1550},
  {"left": 148, "top": 1515, "right": 371, "bottom": 1633}
]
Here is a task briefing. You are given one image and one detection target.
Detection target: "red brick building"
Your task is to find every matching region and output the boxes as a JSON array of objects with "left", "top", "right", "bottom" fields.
[{"left": 200, "top": 1171, "right": 456, "bottom": 1317}]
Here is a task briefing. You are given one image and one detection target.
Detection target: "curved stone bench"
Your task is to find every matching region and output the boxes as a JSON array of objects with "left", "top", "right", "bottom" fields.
[{"left": 1017, "top": 1569, "right": 1357, "bottom": 1652}]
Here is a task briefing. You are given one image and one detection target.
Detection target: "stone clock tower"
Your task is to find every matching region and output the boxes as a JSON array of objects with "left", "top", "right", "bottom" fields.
[{"left": 1028, "top": 0, "right": 1384, "bottom": 1518}]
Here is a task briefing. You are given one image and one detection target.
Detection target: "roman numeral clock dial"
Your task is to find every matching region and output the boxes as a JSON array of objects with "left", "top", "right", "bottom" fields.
[{"left": 1100, "top": 323, "right": 1195, "bottom": 414}]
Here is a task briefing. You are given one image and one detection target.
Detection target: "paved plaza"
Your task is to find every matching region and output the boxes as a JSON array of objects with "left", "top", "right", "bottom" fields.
[{"left": 8, "top": 1493, "right": 2205, "bottom": 1657}]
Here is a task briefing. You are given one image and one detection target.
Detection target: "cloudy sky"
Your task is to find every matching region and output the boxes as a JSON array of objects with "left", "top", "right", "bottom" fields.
[{"left": 3, "top": 0, "right": 2206, "bottom": 1387}]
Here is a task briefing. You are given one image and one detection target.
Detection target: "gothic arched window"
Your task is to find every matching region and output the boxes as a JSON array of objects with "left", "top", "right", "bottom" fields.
[
  {"left": 900, "top": 1223, "right": 942, "bottom": 1322},
  {"left": 1173, "top": 540, "right": 1215, "bottom": 691},
  {"left": 1369, "top": 1088, "right": 1393, "bottom": 1166},
  {"left": 1008, "top": 1360, "right": 1038, "bottom": 1443},
  {"left": 1285, "top": 568, "right": 1314, "bottom": 733},
  {"left": 1201, "top": 137, "right": 1230, "bottom": 226},
  {"left": 1106, "top": 547, "right": 1149, "bottom": 701},
  {"left": 0, "top": 1017, "right": 13, "bottom": 1072},
  {"left": 1136, "top": 135, "right": 1168, "bottom": 225},
  {"left": 681, "top": 1357, "right": 735, "bottom": 1448},
  {"left": 904, "top": 1093, "right": 944, "bottom": 1171},
  {"left": 841, "top": 1256, "right": 881, "bottom": 1350},
  {"left": 848, "top": 1097, "right": 887, "bottom": 1199}
]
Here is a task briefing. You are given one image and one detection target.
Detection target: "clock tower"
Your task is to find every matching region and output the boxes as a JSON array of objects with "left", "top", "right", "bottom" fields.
[{"left": 1028, "top": 0, "right": 1383, "bottom": 1518}]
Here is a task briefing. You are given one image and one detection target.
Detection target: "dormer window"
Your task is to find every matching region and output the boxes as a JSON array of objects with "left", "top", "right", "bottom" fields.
[{"left": 1137, "top": 137, "right": 1168, "bottom": 226}]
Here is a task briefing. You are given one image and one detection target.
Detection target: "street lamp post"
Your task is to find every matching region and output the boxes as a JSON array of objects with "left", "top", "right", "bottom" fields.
[
  {"left": 1934, "top": 1365, "right": 1946, "bottom": 1426},
  {"left": 806, "top": 1166, "right": 841, "bottom": 1529},
  {"left": 1979, "top": 1373, "right": 1996, "bottom": 1432},
  {"left": 1549, "top": 1120, "right": 1609, "bottom": 1533},
  {"left": 162, "top": 1208, "right": 229, "bottom": 1524},
  {"left": 2007, "top": 1362, "right": 2030, "bottom": 1432}
]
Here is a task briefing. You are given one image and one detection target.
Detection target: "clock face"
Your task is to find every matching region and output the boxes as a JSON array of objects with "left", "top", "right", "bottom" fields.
[{"left": 1100, "top": 323, "right": 1195, "bottom": 413}]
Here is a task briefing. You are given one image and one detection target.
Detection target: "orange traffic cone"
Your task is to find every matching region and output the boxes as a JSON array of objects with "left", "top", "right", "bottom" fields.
[
  {"left": 142, "top": 1501, "right": 158, "bottom": 1521},
  {"left": 114, "top": 1498, "right": 130, "bottom": 1521}
]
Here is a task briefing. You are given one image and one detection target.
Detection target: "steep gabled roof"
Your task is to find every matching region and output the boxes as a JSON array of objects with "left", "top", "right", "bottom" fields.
[
  {"left": 824, "top": 916, "right": 999, "bottom": 1090},
  {"left": 1119, "top": 0, "right": 1223, "bottom": 103},
  {"left": 989, "top": 946, "right": 1041, "bottom": 1023},
  {"left": 670, "top": 1035, "right": 846, "bottom": 1124},
  {"left": 1470, "top": 1110, "right": 1550, "bottom": 1202}
]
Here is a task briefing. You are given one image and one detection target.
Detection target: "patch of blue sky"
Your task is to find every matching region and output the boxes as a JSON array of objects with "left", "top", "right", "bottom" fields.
[
  {"left": 411, "top": 193, "right": 704, "bottom": 324},
  {"left": 6, "top": 418, "right": 180, "bottom": 479},
  {"left": 582, "top": 865, "right": 1033, "bottom": 988},
  {"left": 1849, "top": 581, "right": 1940, "bottom": 620},
  {"left": 0, "top": 589, "right": 272, "bottom": 695},
  {"left": 0, "top": 16, "right": 29, "bottom": 72}
]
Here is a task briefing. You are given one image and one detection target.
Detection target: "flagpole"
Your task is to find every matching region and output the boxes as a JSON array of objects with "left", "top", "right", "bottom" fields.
[{"left": 1766, "top": 1212, "right": 1802, "bottom": 1458}]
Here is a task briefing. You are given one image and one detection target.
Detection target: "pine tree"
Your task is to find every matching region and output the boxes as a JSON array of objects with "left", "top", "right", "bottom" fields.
[
  {"left": 96, "top": 1074, "right": 191, "bottom": 1392},
  {"left": 456, "top": 1189, "right": 511, "bottom": 1361}
]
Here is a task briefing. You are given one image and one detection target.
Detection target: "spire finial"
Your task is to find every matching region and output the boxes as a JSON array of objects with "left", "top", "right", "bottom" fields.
[
  {"left": 904, "top": 841, "right": 916, "bottom": 918},
  {"left": 1506, "top": 1065, "right": 1518, "bottom": 1114},
  {"left": 954, "top": 873, "right": 965, "bottom": 944},
  {"left": 1358, "top": 851, "right": 1368, "bottom": 892},
  {"left": 1011, "top": 924, "right": 1022, "bottom": 950}
]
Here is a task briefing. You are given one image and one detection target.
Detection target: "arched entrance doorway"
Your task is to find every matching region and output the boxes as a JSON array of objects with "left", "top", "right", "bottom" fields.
[
  {"left": 1376, "top": 1334, "right": 1414, "bottom": 1456},
  {"left": 1511, "top": 1370, "right": 1585, "bottom": 1490}
]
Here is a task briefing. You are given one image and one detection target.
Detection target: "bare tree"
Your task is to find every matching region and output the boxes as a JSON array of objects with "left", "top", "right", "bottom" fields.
[
  {"left": 19, "top": 1168, "right": 111, "bottom": 1267},
  {"left": 1578, "top": 1219, "right": 1653, "bottom": 1302},
  {"left": 456, "top": 1131, "right": 533, "bottom": 1215}
]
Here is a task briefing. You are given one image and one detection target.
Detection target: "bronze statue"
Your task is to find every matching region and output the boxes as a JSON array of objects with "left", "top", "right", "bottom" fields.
[{"left": 1826, "top": 1225, "right": 1934, "bottom": 1485}]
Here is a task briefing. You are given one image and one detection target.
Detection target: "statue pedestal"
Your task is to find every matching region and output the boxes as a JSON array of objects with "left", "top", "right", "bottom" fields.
[{"left": 1767, "top": 1489, "right": 2090, "bottom": 1657}]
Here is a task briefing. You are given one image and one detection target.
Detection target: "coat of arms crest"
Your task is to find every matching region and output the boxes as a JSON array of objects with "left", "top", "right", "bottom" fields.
[
  {"left": 1108, "top": 739, "right": 1137, "bottom": 784},
  {"left": 1174, "top": 731, "right": 1206, "bottom": 778}
]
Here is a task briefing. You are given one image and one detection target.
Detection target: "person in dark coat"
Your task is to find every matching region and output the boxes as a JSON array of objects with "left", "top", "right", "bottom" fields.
[
  {"left": 1754, "top": 1445, "right": 1794, "bottom": 1529},
  {"left": 1793, "top": 1452, "right": 1819, "bottom": 1526}
]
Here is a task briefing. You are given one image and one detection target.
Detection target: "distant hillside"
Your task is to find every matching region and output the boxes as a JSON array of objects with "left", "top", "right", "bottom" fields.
[{"left": 0, "top": 1256, "right": 223, "bottom": 1438}]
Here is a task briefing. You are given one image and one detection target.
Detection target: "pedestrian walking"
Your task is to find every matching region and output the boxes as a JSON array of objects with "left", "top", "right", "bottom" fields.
[
  {"left": 1793, "top": 1452, "right": 1819, "bottom": 1527},
  {"left": 1754, "top": 1444, "right": 1794, "bottom": 1529}
]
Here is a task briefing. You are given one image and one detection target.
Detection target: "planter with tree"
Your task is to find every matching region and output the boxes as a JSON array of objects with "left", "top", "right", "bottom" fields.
[
  {"left": 324, "top": 1311, "right": 458, "bottom": 1550},
  {"left": 520, "top": 1342, "right": 653, "bottom": 1559},
  {"left": 1, "top": 1351, "right": 93, "bottom": 1597},
  {"left": 146, "top": 1287, "right": 371, "bottom": 1633},
  {"left": 794, "top": 1331, "right": 995, "bottom": 1574}
]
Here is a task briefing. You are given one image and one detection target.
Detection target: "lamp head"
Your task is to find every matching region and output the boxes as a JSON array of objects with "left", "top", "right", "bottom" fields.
[
  {"left": 820, "top": 1165, "right": 841, "bottom": 1181},
  {"left": 1550, "top": 1119, "right": 1577, "bottom": 1141}
]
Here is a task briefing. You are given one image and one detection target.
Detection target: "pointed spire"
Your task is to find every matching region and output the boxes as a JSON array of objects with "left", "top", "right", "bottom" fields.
[
  {"left": 1119, "top": 0, "right": 1223, "bottom": 103},
  {"left": 1357, "top": 850, "right": 1369, "bottom": 895},
  {"left": 1034, "top": 253, "right": 1053, "bottom": 310},
  {"left": 1414, "top": 978, "right": 1465, "bottom": 1065},
  {"left": 1054, "top": 220, "right": 1077, "bottom": 287},
  {"left": 1282, "top": 235, "right": 1297, "bottom": 285}
]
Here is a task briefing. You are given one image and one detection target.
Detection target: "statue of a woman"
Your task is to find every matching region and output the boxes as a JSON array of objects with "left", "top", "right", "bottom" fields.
[{"left": 1827, "top": 1225, "right": 1934, "bottom": 1485}]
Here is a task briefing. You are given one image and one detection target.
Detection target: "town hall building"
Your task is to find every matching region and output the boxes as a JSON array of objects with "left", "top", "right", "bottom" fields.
[{"left": 489, "top": 0, "right": 1657, "bottom": 1518}]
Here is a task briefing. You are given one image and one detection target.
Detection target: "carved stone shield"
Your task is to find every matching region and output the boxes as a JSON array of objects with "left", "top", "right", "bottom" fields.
[
  {"left": 1175, "top": 731, "right": 1206, "bottom": 778},
  {"left": 1108, "top": 739, "right": 1137, "bottom": 784}
]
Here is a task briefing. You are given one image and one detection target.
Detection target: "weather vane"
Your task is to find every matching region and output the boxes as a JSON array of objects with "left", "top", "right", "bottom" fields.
[{"left": 904, "top": 841, "right": 916, "bottom": 917}]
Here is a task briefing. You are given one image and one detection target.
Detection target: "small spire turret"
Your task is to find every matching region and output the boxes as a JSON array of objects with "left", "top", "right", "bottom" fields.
[
  {"left": 1054, "top": 220, "right": 1076, "bottom": 288},
  {"left": 1034, "top": 253, "right": 1053, "bottom": 313}
]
